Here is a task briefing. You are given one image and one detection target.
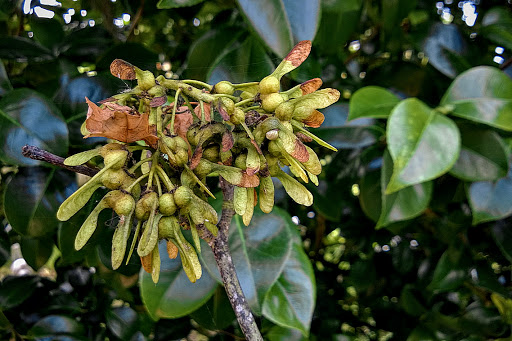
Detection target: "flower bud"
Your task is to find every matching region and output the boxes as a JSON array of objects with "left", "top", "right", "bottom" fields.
[
  {"left": 102, "top": 168, "right": 129, "bottom": 189},
  {"left": 202, "top": 145, "right": 220, "bottom": 163},
  {"left": 259, "top": 75, "right": 280, "bottom": 94},
  {"left": 159, "top": 193, "right": 177, "bottom": 216},
  {"left": 261, "top": 93, "right": 285, "bottom": 112},
  {"left": 213, "top": 81, "right": 235, "bottom": 95},
  {"left": 275, "top": 101, "right": 295, "bottom": 121},
  {"left": 135, "top": 69, "right": 156, "bottom": 91},
  {"left": 173, "top": 186, "right": 193, "bottom": 208},
  {"left": 230, "top": 107, "right": 245, "bottom": 125},
  {"left": 113, "top": 193, "right": 135, "bottom": 216},
  {"left": 135, "top": 191, "right": 158, "bottom": 221}
]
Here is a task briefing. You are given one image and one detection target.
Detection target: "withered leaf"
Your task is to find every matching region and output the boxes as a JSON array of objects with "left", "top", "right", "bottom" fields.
[
  {"left": 290, "top": 139, "right": 309, "bottom": 163},
  {"left": 167, "top": 241, "right": 179, "bottom": 259},
  {"left": 110, "top": 59, "right": 136, "bottom": 80},
  {"left": 189, "top": 146, "right": 203, "bottom": 170},
  {"left": 85, "top": 98, "right": 158, "bottom": 148},
  {"left": 302, "top": 109, "right": 325, "bottom": 128},
  {"left": 194, "top": 102, "right": 212, "bottom": 121},
  {"left": 239, "top": 171, "right": 260, "bottom": 188},
  {"left": 215, "top": 100, "right": 231, "bottom": 121},
  {"left": 221, "top": 130, "right": 234, "bottom": 152},
  {"left": 170, "top": 106, "right": 193, "bottom": 140},
  {"left": 150, "top": 96, "right": 167, "bottom": 107},
  {"left": 140, "top": 254, "right": 152, "bottom": 273}
]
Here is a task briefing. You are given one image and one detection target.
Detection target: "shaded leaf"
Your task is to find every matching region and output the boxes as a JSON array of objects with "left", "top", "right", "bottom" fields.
[
  {"left": 377, "top": 151, "right": 432, "bottom": 229},
  {"left": 4, "top": 168, "right": 76, "bottom": 238},
  {"left": 28, "top": 315, "right": 87, "bottom": 340},
  {"left": 481, "top": 7, "right": 512, "bottom": 52},
  {"left": 106, "top": 307, "right": 139, "bottom": 340},
  {"left": 492, "top": 219, "right": 512, "bottom": 264},
  {"left": 202, "top": 207, "right": 293, "bottom": 314},
  {"left": 0, "top": 36, "right": 53, "bottom": 61},
  {"left": 441, "top": 66, "right": 512, "bottom": 131},
  {"left": 0, "top": 276, "right": 39, "bottom": 309},
  {"left": 450, "top": 124, "right": 508, "bottom": 181},
  {"left": 189, "top": 287, "right": 236, "bottom": 330},
  {"left": 0, "top": 89, "right": 68, "bottom": 166},
  {"left": 20, "top": 236, "right": 54, "bottom": 271},
  {"left": 157, "top": 0, "right": 206, "bottom": 8},
  {"left": 428, "top": 249, "right": 467, "bottom": 293},
  {"left": 140, "top": 241, "right": 218, "bottom": 319},
  {"left": 386, "top": 98, "right": 460, "bottom": 193}
]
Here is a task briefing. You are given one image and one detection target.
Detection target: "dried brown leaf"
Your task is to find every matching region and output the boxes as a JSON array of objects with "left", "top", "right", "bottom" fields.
[
  {"left": 150, "top": 96, "right": 167, "bottom": 107},
  {"left": 290, "top": 139, "right": 309, "bottom": 163},
  {"left": 85, "top": 98, "right": 158, "bottom": 148},
  {"left": 166, "top": 241, "right": 179, "bottom": 259},
  {"left": 194, "top": 102, "right": 212, "bottom": 121},
  {"left": 285, "top": 40, "right": 312, "bottom": 67},
  {"left": 239, "top": 171, "right": 260, "bottom": 188},
  {"left": 221, "top": 131, "right": 234, "bottom": 152},
  {"left": 300, "top": 78, "right": 322, "bottom": 95},
  {"left": 303, "top": 109, "right": 325, "bottom": 128},
  {"left": 140, "top": 254, "right": 152, "bottom": 273}
]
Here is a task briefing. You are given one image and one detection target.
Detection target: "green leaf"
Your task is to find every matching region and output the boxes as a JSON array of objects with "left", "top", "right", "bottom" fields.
[
  {"left": 467, "top": 168, "right": 512, "bottom": 225},
  {"left": 209, "top": 36, "right": 275, "bottom": 84},
  {"left": 185, "top": 27, "right": 245, "bottom": 82},
  {"left": 359, "top": 169, "right": 382, "bottom": 222},
  {"left": 266, "top": 325, "right": 307, "bottom": 341},
  {"left": 0, "top": 61, "right": 12, "bottom": 96},
  {"left": 4, "top": 168, "right": 76, "bottom": 238},
  {"left": 377, "top": 151, "right": 432, "bottom": 229},
  {"left": 458, "top": 301, "right": 507, "bottom": 337},
  {"left": 400, "top": 285, "right": 427, "bottom": 317},
  {"left": 140, "top": 241, "right": 218, "bottom": 319},
  {"left": 386, "top": 98, "right": 460, "bottom": 193},
  {"left": 480, "top": 7, "right": 512, "bottom": 52},
  {"left": 492, "top": 220, "right": 512, "bottom": 264},
  {"left": 201, "top": 206, "right": 293, "bottom": 314},
  {"left": 0, "top": 36, "right": 53, "bottom": 61},
  {"left": 422, "top": 23, "right": 467, "bottom": 78},
  {"left": 0, "top": 276, "right": 39, "bottom": 309},
  {"left": 20, "top": 236, "right": 54, "bottom": 271},
  {"left": 348, "top": 86, "right": 400, "bottom": 120},
  {"left": 236, "top": 0, "right": 319, "bottom": 57},
  {"left": 428, "top": 249, "right": 467, "bottom": 293},
  {"left": 441, "top": 66, "right": 512, "bottom": 131},
  {"left": 157, "top": 0, "right": 206, "bottom": 8},
  {"left": 29, "top": 17, "right": 65, "bottom": 50},
  {"left": 262, "top": 237, "right": 315, "bottom": 336},
  {"left": 449, "top": 124, "right": 509, "bottom": 181},
  {"left": 189, "top": 287, "right": 236, "bottom": 330},
  {"left": 105, "top": 307, "right": 140, "bottom": 340},
  {"left": 382, "top": 0, "right": 417, "bottom": 50},
  {"left": 312, "top": 104, "right": 378, "bottom": 150},
  {"left": 0, "top": 229, "right": 9, "bottom": 267},
  {"left": 0, "top": 89, "right": 68, "bottom": 166},
  {"left": 315, "top": 0, "right": 362, "bottom": 55},
  {"left": 28, "top": 315, "right": 87, "bottom": 340}
]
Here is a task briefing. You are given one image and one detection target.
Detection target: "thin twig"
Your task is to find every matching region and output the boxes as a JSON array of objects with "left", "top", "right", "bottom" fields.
[
  {"left": 209, "top": 178, "right": 263, "bottom": 341},
  {"left": 21, "top": 145, "right": 99, "bottom": 177}
]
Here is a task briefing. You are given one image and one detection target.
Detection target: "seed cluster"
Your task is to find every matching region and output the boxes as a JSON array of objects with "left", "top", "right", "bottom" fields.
[{"left": 57, "top": 41, "right": 339, "bottom": 283}]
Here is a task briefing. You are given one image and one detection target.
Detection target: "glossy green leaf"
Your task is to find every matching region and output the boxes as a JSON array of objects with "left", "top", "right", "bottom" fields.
[
  {"left": 400, "top": 285, "right": 426, "bottom": 317},
  {"left": 20, "top": 236, "right": 54, "bottom": 271},
  {"left": 0, "top": 229, "right": 9, "bottom": 267},
  {"left": 467, "top": 168, "right": 512, "bottom": 225},
  {"left": 262, "top": 234, "right": 315, "bottom": 336},
  {"left": 28, "top": 315, "right": 87, "bottom": 340},
  {"left": 186, "top": 27, "right": 244, "bottom": 82},
  {"left": 377, "top": 151, "right": 432, "bottom": 229},
  {"left": 0, "top": 61, "right": 12, "bottom": 96},
  {"left": 157, "top": 0, "right": 205, "bottom": 8},
  {"left": 209, "top": 37, "right": 274, "bottom": 84},
  {"left": 359, "top": 169, "right": 382, "bottom": 222},
  {"left": 0, "top": 36, "right": 53, "bottom": 61},
  {"left": 0, "top": 89, "right": 68, "bottom": 166},
  {"left": 492, "top": 221, "right": 512, "bottom": 264},
  {"left": 238, "top": 0, "right": 320, "bottom": 56},
  {"left": 189, "top": 287, "right": 236, "bottom": 330},
  {"left": 386, "top": 98, "right": 460, "bottom": 193},
  {"left": 422, "top": 23, "right": 467, "bottom": 78},
  {"left": 315, "top": 0, "right": 362, "bottom": 55},
  {"left": 458, "top": 301, "right": 507, "bottom": 337},
  {"left": 481, "top": 7, "right": 512, "bottom": 51},
  {"left": 428, "top": 249, "right": 467, "bottom": 293},
  {"left": 140, "top": 241, "right": 218, "bottom": 319},
  {"left": 266, "top": 325, "right": 307, "bottom": 341},
  {"left": 441, "top": 66, "right": 512, "bottom": 131},
  {"left": 406, "top": 326, "right": 438, "bottom": 341},
  {"left": 348, "top": 86, "right": 400, "bottom": 120},
  {"left": 201, "top": 206, "right": 293, "bottom": 314},
  {"left": 4, "top": 168, "right": 76, "bottom": 237},
  {"left": 310, "top": 104, "right": 378, "bottom": 149},
  {"left": 449, "top": 124, "right": 508, "bottom": 181},
  {"left": 0, "top": 276, "right": 39, "bottom": 309}
]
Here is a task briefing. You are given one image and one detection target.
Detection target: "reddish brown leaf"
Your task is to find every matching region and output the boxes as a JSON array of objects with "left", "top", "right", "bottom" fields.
[
  {"left": 290, "top": 139, "right": 309, "bottom": 163},
  {"left": 239, "top": 171, "right": 260, "bottom": 188},
  {"left": 150, "top": 96, "right": 167, "bottom": 107},
  {"left": 285, "top": 40, "right": 312, "bottom": 67},
  {"left": 189, "top": 146, "right": 203, "bottom": 170},
  {"left": 300, "top": 78, "right": 322, "bottom": 95},
  {"left": 85, "top": 98, "right": 158, "bottom": 148},
  {"left": 215, "top": 101, "right": 230, "bottom": 120},
  {"left": 296, "top": 132, "right": 313, "bottom": 143},
  {"left": 194, "top": 102, "right": 212, "bottom": 121},
  {"left": 110, "top": 59, "right": 136, "bottom": 80},
  {"left": 170, "top": 106, "right": 193, "bottom": 140},
  {"left": 166, "top": 241, "right": 179, "bottom": 259},
  {"left": 221, "top": 131, "right": 234, "bottom": 152},
  {"left": 250, "top": 139, "right": 263, "bottom": 154}
]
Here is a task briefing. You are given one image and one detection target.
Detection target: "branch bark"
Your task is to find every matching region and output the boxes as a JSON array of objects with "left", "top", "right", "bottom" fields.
[{"left": 209, "top": 179, "right": 263, "bottom": 341}]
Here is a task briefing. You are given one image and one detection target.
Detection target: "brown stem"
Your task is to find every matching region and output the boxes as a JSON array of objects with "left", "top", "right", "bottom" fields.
[
  {"left": 21, "top": 145, "right": 99, "bottom": 177},
  {"left": 209, "top": 179, "right": 263, "bottom": 341}
]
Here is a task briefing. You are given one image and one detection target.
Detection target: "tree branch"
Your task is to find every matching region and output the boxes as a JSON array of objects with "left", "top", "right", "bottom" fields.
[
  {"left": 209, "top": 179, "right": 263, "bottom": 341},
  {"left": 22, "top": 145, "right": 99, "bottom": 177}
]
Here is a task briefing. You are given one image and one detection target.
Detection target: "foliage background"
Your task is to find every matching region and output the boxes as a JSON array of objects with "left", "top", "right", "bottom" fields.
[{"left": 1, "top": 0, "right": 512, "bottom": 340}]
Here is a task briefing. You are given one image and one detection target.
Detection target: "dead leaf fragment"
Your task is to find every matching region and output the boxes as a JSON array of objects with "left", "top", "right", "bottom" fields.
[
  {"left": 85, "top": 97, "right": 158, "bottom": 148},
  {"left": 285, "top": 40, "right": 312, "bottom": 67},
  {"left": 300, "top": 78, "right": 322, "bottom": 95},
  {"left": 110, "top": 59, "right": 136, "bottom": 80}
]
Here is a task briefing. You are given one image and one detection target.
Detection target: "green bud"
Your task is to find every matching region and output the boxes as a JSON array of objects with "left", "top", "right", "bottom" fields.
[
  {"left": 275, "top": 101, "right": 295, "bottom": 121},
  {"left": 202, "top": 145, "right": 220, "bottom": 163},
  {"left": 102, "top": 168, "right": 128, "bottom": 190},
  {"left": 135, "top": 191, "right": 158, "bottom": 221},
  {"left": 261, "top": 92, "right": 285, "bottom": 112},
  {"left": 113, "top": 193, "right": 135, "bottom": 216},
  {"left": 213, "top": 81, "right": 235, "bottom": 95},
  {"left": 230, "top": 107, "right": 245, "bottom": 125},
  {"left": 159, "top": 193, "right": 177, "bottom": 216},
  {"left": 173, "top": 186, "right": 193, "bottom": 208},
  {"left": 234, "top": 154, "right": 247, "bottom": 170},
  {"left": 136, "top": 69, "right": 156, "bottom": 91},
  {"left": 259, "top": 75, "right": 280, "bottom": 94}
]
